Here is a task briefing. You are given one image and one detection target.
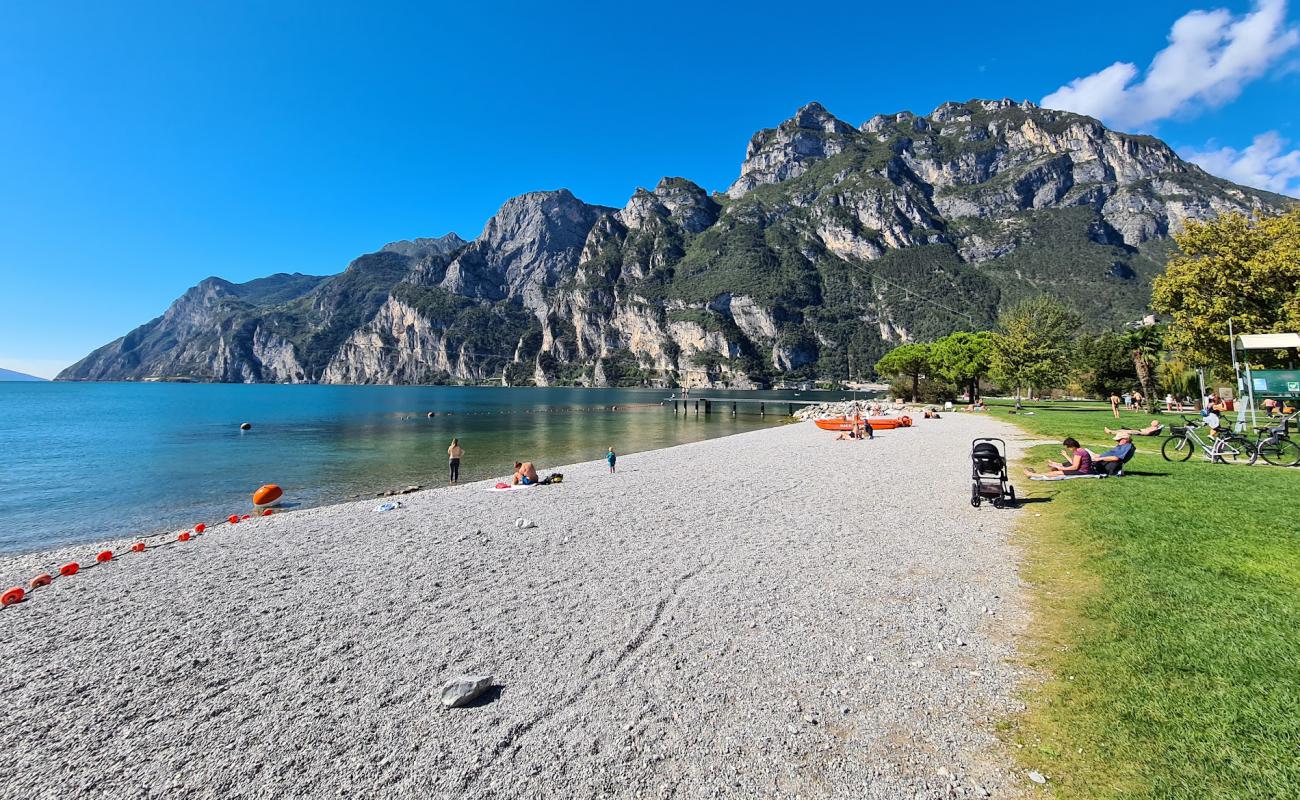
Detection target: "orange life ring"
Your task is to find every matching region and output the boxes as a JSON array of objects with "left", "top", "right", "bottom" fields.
[
  {"left": 252, "top": 484, "right": 283, "bottom": 508},
  {"left": 59, "top": 562, "right": 80, "bottom": 576},
  {"left": 1, "top": 587, "right": 24, "bottom": 606},
  {"left": 30, "top": 574, "right": 52, "bottom": 589}
]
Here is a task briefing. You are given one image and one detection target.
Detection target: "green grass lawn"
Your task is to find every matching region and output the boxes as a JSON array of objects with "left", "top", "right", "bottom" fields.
[{"left": 992, "top": 399, "right": 1300, "bottom": 798}]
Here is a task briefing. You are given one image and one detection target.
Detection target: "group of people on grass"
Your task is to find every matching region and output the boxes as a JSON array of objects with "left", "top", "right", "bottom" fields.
[{"left": 1026, "top": 434, "right": 1136, "bottom": 479}]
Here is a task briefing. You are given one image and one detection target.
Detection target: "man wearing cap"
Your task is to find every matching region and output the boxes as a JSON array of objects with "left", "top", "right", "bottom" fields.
[{"left": 1093, "top": 434, "right": 1136, "bottom": 476}]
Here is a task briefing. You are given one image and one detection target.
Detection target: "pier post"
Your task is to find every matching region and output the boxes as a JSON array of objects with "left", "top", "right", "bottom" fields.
[
  {"left": 760, "top": 402, "right": 765, "bottom": 417},
  {"left": 788, "top": 403, "right": 794, "bottom": 417},
  {"left": 704, "top": 400, "right": 711, "bottom": 415},
  {"left": 732, "top": 402, "right": 737, "bottom": 416},
  {"left": 694, "top": 400, "right": 699, "bottom": 415}
]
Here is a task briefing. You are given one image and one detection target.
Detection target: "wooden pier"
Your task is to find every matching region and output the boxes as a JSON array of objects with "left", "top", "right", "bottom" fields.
[{"left": 665, "top": 397, "right": 826, "bottom": 417}]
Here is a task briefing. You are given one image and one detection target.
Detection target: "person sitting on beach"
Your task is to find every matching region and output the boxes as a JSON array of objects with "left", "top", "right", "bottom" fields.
[
  {"left": 1104, "top": 419, "right": 1163, "bottom": 439},
  {"left": 512, "top": 461, "right": 539, "bottom": 486},
  {"left": 1024, "top": 437, "right": 1092, "bottom": 478},
  {"left": 1093, "top": 434, "right": 1136, "bottom": 476}
]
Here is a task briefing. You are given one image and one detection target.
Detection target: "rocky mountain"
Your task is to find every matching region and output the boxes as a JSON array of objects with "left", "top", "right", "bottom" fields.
[
  {"left": 59, "top": 99, "right": 1293, "bottom": 387},
  {"left": 0, "top": 367, "right": 47, "bottom": 382}
]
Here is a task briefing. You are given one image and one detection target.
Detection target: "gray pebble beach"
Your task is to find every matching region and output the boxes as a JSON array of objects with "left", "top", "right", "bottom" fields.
[{"left": 0, "top": 414, "right": 1030, "bottom": 799}]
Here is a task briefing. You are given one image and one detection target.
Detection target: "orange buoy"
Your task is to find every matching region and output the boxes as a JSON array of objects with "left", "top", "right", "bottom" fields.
[
  {"left": 898, "top": 415, "right": 913, "bottom": 427},
  {"left": 178, "top": 532, "right": 191, "bottom": 542},
  {"left": 195, "top": 523, "right": 206, "bottom": 533},
  {"left": 131, "top": 542, "right": 146, "bottom": 552},
  {"left": 252, "top": 484, "right": 283, "bottom": 508},
  {"left": 59, "top": 562, "right": 80, "bottom": 576},
  {"left": 30, "top": 574, "right": 53, "bottom": 589},
  {"left": 1, "top": 587, "right": 24, "bottom": 606},
  {"left": 228, "top": 515, "right": 239, "bottom": 524},
  {"left": 96, "top": 550, "right": 113, "bottom": 563},
  {"left": 241, "top": 514, "right": 250, "bottom": 520}
]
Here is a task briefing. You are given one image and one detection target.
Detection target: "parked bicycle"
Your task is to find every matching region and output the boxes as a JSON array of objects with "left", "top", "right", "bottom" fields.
[
  {"left": 1161, "top": 416, "right": 1254, "bottom": 464},
  {"left": 1247, "top": 413, "right": 1300, "bottom": 467}
]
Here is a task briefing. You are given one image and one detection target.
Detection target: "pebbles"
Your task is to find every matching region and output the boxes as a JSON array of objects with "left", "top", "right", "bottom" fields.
[
  {"left": 0, "top": 414, "right": 1027, "bottom": 798},
  {"left": 440, "top": 675, "right": 494, "bottom": 708}
]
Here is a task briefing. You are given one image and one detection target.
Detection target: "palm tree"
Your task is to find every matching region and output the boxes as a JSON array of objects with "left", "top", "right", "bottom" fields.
[{"left": 1123, "top": 325, "right": 1164, "bottom": 407}]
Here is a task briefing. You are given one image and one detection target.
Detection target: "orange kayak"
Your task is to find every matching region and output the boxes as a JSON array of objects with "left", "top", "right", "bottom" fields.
[{"left": 815, "top": 416, "right": 912, "bottom": 431}]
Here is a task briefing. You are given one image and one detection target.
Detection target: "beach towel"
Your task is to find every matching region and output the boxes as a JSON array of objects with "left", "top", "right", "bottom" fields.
[{"left": 1029, "top": 474, "right": 1104, "bottom": 481}]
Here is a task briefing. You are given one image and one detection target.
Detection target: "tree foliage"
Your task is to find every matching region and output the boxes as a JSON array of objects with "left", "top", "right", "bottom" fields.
[
  {"left": 1075, "top": 332, "right": 1138, "bottom": 397},
  {"left": 1152, "top": 209, "right": 1300, "bottom": 366},
  {"left": 990, "top": 296, "right": 1080, "bottom": 398},
  {"left": 874, "top": 342, "right": 932, "bottom": 401},
  {"left": 929, "top": 331, "right": 996, "bottom": 400}
]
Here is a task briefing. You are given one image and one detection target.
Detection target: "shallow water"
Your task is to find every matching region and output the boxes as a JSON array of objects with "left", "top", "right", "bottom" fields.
[{"left": 0, "top": 383, "right": 850, "bottom": 554}]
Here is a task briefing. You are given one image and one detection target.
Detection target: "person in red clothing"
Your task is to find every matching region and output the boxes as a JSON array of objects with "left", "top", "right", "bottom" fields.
[{"left": 1025, "top": 437, "right": 1092, "bottom": 478}]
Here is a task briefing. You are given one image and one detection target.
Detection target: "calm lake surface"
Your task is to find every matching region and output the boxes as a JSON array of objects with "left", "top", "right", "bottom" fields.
[{"left": 0, "top": 383, "right": 850, "bottom": 554}]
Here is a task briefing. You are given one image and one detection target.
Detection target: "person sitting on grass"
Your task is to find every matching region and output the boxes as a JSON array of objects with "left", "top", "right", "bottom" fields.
[
  {"left": 512, "top": 461, "right": 539, "bottom": 486},
  {"left": 1093, "top": 434, "right": 1136, "bottom": 476},
  {"left": 1024, "top": 437, "right": 1092, "bottom": 478},
  {"left": 1105, "top": 419, "right": 1163, "bottom": 439}
]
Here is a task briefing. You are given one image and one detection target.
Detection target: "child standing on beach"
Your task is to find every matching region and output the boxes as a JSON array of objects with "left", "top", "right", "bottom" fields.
[{"left": 606, "top": 446, "right": 617, "bottom": 473}]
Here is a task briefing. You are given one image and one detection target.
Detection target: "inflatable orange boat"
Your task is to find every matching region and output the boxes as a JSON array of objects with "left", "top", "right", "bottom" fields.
[{"left": 814, "top": 416, "right": 912, "bottom": 431}]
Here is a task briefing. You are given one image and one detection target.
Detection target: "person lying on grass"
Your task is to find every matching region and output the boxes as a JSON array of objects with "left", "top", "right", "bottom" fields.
[
  {"left": 1104, "top": 419, "right": 1163, "bottom": 439},
  {"left": 1092, "top": 434, "right": 1135, "bottom": 476},
  {"left": 1024, "top": 437, "right": 1092, "bottom": 478}
]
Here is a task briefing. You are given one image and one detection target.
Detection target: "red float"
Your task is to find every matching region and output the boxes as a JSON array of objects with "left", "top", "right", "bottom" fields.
[
  {"left": 261, "top": 509, "right": 273, "bottom": 516},
  {"left": 131, "top": 542, "right": 146, "bottom": 552},
  {"left": 30, "top": 574, "right": 53, "bottom": 589},
  {"left": 1, "top": 587, "right": 24, "bottom": 606},
  {"left": 228, "top": 515, "right": 239, "bottom": 524},
  {"left": 178, "top": 532, "right": 191, "bottom": 542},
  {"left": 96, "top": 550, "right": 113, "bottom": 563},
  {"left": 59, "top": 562, "right": 80, "bottom": 576},
  {"left": 241, "top": 514, "right": 251, "bottom": 520},
  {"left": 195, "top": 523, "right": 206, "bottom": 533}
]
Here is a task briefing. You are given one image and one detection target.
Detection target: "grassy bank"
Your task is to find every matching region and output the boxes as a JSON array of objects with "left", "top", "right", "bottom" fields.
[{"left": 994, "top": 400, "right": 1300, "bottom": 798}]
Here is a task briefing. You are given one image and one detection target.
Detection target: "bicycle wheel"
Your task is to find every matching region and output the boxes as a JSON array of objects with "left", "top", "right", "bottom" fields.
[
  {"left": 1257, "top": 437, "right": 1300, "bottom": 467},
  {"left": 1212, "top": 436, "right": 1252, "bottom": 465},
  {"left": 1162, "top": 436, "right": 1193, "bottom": 462}
]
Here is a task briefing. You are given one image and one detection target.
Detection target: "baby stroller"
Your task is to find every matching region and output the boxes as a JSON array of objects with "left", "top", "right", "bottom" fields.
[{"left": 971, "top": 438, "right": 1016, "bottom": 508}]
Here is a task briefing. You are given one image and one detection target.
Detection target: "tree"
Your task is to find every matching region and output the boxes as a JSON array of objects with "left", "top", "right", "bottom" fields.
[
  {"left": 874, "top": 342, "right": 932, "bottom": 402},
  {"left": 1122, "top": 324, "right": 1163, "bottom": 405},
  {"left": 929, "top": 331, "right": 995, "bottom": 401},
  {"left": 1075, "top": 332, "right": 1137, "bottom": 397},
  {"left": 1152, "top": 209, "right": 1300, "bottom": 366},
  {"left": 990, "top": 296, "right": 1080, "bottom": 400}
]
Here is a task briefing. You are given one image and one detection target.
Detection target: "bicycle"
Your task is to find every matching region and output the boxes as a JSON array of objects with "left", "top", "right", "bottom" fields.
[
  {"left": 1161, "top": 417, "right": 1254, "bottom": 464},
  {"left": 1247, "top": 413, "right": 1300, "bottom": 467}
]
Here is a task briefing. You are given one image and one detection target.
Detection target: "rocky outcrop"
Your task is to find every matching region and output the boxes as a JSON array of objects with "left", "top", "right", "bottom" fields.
[{"left": 60, "top": 99, "right": 1293, "bottom": 387}]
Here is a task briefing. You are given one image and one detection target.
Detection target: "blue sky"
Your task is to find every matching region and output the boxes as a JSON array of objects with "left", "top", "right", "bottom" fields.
[{"left": 2, "top": 0, "right": 1298, "bottom": 378}]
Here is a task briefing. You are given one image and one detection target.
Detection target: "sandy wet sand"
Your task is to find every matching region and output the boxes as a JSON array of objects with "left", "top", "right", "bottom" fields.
[{"left": 0, "top": 414, "right": 1028, "bottom": 799}]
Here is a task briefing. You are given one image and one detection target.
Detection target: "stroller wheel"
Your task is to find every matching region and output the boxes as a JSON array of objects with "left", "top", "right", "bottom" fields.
[
  {"left": 992, "top": 497, "right": 1004, "bottom": 509},
  {"left": 971, "top": 497, "right": 981, "bottom": 508},
  {"left": 1007, "top": 486, "right": 1017, "bottom": 506}
]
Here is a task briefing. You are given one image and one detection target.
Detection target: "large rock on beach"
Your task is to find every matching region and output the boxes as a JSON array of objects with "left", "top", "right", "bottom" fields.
[{"left": 440, "top": 674, "right": 494, "bottom": 708}]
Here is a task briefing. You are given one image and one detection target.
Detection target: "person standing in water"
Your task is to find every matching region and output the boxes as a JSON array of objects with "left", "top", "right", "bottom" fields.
[
  {"left": 606, "top": 446, "right": 617, "bottom": 473},
  {"left": 447, "top": 438, "right": 464, "bottom": 484}
]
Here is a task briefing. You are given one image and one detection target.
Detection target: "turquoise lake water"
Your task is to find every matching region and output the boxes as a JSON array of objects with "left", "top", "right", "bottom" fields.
[{"left": 0, "top": 383, "right": 848, "bottom": 554}]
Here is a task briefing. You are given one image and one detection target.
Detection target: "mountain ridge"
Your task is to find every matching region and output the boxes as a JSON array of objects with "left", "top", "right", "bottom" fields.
[{"left": 59, "top": 98, "right": 1293, "bottom": 387}]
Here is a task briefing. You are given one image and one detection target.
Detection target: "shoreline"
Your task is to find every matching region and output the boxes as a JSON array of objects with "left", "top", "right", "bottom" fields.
[{"left": 1, "top": 415, "right": 1031, "bottom": 798}]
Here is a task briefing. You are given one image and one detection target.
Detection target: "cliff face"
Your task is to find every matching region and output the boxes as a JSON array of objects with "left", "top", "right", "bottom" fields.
[{"left": 59, "top": 100, "right": 1293, "bottom": 387}]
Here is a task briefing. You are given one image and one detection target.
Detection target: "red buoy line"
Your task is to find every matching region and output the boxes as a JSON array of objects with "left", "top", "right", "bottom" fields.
[{"left": 0, "top": 508, "right": 278, "bottom": 609}]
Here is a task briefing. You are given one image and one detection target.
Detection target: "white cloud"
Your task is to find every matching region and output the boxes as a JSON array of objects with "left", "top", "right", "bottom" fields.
[
  {"left": 1183, "top": 131, "right": 1300, "bottom": 195},
  {"left": 1042, "top": 0, "right": 1299, "bottom": 129}
]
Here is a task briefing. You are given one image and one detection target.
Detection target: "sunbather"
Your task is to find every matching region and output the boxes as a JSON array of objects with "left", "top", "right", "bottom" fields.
[
  {"left": 1025, "top": 437, "right": 1092, "bottom": 478},
  {"left": 1104, "top": 419, "right": 1162, "bottom": 439}
]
